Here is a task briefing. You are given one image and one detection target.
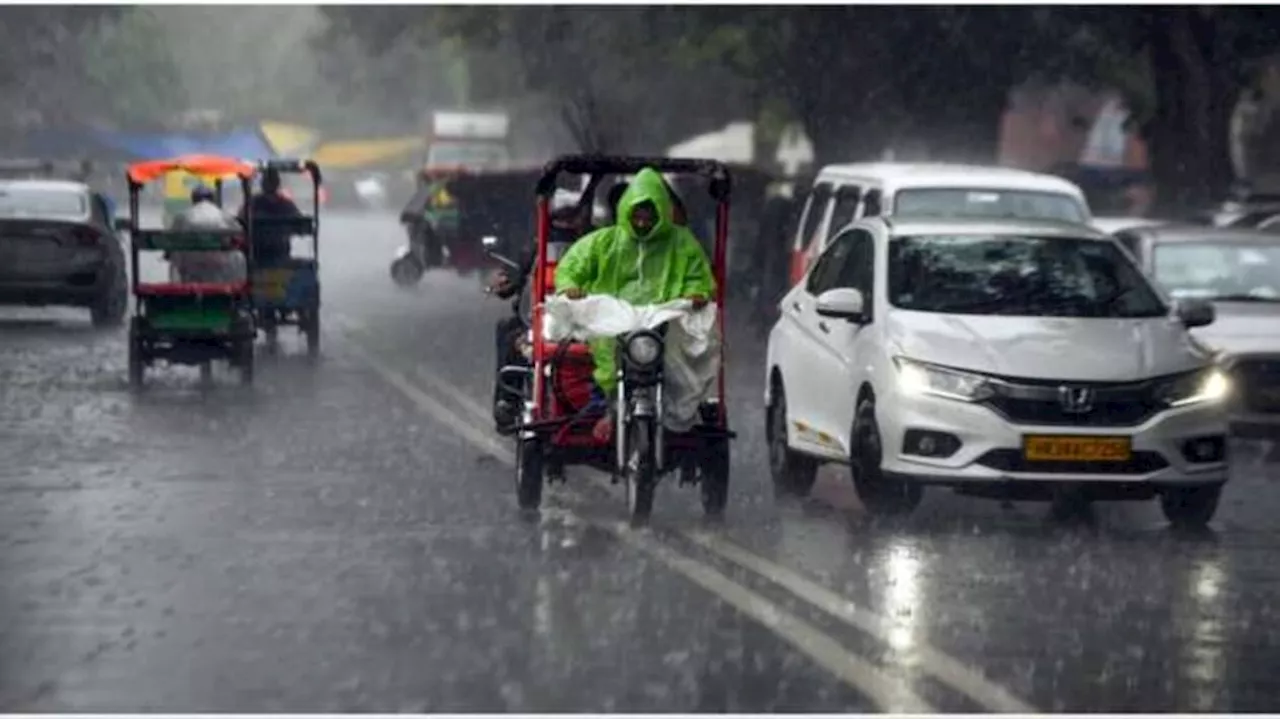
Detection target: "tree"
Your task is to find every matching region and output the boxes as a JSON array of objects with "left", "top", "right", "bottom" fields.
[
  {"left": 0, "top": 7, "right": 122, "bottom": 129},
  {"left": 80, "top": 8, "right": 189, "bottom": 127}
]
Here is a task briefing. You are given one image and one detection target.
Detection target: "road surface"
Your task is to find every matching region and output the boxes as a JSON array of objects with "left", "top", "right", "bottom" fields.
[{"left": 2, "top": 210, "right": 1278, "bottom": 712}]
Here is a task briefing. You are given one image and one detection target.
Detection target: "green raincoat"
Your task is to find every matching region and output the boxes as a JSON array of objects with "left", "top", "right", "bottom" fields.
[{"left": 554, "top": 167, "right": 717, "bottom": 394}]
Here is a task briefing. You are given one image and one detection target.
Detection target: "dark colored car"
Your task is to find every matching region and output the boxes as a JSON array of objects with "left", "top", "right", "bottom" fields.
[{"left": 0, "top": 179, "right": 128, "bottom": 327}]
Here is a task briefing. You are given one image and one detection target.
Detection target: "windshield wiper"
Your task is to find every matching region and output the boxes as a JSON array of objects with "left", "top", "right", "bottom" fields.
[{"left": 1211, "top": 293, "right": 1280, "bottom": 303}]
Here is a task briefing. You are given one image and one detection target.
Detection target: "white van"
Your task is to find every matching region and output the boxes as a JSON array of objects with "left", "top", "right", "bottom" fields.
[{"left": 785, "top": 163, "right": 1091, "bottom": 286}]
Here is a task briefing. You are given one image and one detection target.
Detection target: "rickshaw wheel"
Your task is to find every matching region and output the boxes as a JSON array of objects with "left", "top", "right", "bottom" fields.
[
  {"left": 127, "top": 319, "right": 145, "bottom": 389},
  {"left": 700, "top": 439, "right": 730, "bottom": 518},
  {"left": 304, "top": 311, "right": 320, "bottom": 358},
  {"left": 390, "top": 255, "right": 425, "bottom": 288},
  {"left": 237, "top": 341, "right": 255, "bottom": 386},
  {"left": 515, "top": 437, "right": 544, "bottom": 510},
  {"left": 625, "top": 418, "right": 657, "bottom": 524}
]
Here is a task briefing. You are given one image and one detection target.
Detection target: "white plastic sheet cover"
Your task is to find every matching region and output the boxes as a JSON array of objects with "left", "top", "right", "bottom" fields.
[{"left": 543, "top": 295, "right": 721, "bottom": 432}]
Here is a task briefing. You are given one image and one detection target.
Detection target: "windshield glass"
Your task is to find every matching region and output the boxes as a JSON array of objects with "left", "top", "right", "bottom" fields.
[
  {"left": 888, "top": 233, "right": 1167, "bottom": 317},
  {"left": 427, "top": 142, "right": 508, "bottom": 170},
  {"left": 0, "top": 186, "right": 87, "bottom": 219},
  {"left": 1152, "top": 241, "right": 1280, "bottom": 301},
  {"left": 893, "top": 188, "right": 1088, "bottom": 223}
]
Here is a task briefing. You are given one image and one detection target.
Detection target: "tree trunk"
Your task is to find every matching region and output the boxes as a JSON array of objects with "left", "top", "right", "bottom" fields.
[{"left": 1145, "top": 8, "right": 1238, "bottom": 213}]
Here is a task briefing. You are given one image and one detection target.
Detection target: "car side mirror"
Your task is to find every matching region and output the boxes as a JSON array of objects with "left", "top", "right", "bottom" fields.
[
  {"left": 815, "top": 287, "right": 867, "bottom": 323},
  {"left": 481, "top": 235, "right": 521, "bottom": 273},
  {"left": 1176, "top": 298, "right": 1215, "bottom": 329}
]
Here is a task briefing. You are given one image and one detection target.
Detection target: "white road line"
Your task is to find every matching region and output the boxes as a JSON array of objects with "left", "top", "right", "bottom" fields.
[{"left": 337, "top": 329, "right": 936, "bottom": 712}]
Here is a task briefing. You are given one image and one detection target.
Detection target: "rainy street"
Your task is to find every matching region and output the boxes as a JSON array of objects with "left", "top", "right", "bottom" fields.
[{"left": 2, "top": 210, "right": 1280, "bottom": 713}]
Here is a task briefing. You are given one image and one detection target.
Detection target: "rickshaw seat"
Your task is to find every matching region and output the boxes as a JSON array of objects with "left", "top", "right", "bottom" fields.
[{"left": 136, "top": 281, "right": 248, "bottom": 297}]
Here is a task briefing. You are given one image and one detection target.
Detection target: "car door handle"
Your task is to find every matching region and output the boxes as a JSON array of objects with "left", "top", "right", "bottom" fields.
[{"left": 818, "top": 321, "right": 830, "bottom": 334}]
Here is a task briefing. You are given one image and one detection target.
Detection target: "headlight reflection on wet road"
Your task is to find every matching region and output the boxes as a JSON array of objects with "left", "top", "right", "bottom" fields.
[
  {"left": 1182, "top": 552, "right": 1229, "bottom": 711},
  {"left": 882, "top": 543, "right": 922, "bottom": 659}
]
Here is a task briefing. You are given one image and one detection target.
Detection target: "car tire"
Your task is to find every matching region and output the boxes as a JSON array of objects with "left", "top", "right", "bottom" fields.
[
  {"left": 91, "top": 268, "right": 128, "bottom": 328},
  {"left": 850, "top": 397, "right": 922, "bottom": 516},
  {"left": 767, "top": 381, "right": 818, "bottom": 498},
  {"left": 1159, "top": 484, "right": 1222, "bottom": 529}
]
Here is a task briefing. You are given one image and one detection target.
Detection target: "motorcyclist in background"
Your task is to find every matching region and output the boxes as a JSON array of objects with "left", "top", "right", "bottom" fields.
[{"left": 167, "top": 184, "right": 247, "bottom": 284}]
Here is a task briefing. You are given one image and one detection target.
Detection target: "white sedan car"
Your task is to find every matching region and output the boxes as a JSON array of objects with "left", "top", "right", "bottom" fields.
[{"left": 765, "top": 217, "right": 1232, "bottom": 527}]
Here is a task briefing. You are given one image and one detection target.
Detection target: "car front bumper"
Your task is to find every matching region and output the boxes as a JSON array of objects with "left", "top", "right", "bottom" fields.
[{"left": 878, "top": 389, "right": 1229, "bottom": 487}]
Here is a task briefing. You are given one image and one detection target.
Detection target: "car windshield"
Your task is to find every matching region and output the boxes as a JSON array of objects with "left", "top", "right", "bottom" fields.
[
  {"left": 893, "top": 188, "right": 1088, "bottom": 223},
  {"left": 1151, "top": 241, "right": 1280, "bottom": 302},
  {"left": 888, "top": 233, "right": 1167, "bottom": 317},
  {"left": 427, "top": 142, "right": 508, "bottom": 170},
  {"left": 0, "top": 186, "right": 87, "bottom": 219}
]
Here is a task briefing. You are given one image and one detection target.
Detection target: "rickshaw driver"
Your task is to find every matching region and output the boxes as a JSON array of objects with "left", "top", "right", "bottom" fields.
[
  {"left": 554, "top": 166, "right": 716, "bottom": 443},
  {"left": 238, "top": 167, "right": 302, "bottom": 267}
]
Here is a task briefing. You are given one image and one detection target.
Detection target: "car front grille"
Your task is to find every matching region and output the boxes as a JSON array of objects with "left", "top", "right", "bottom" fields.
[
  {"left": 1230, "top": 358, "right": 1280, "bottom": 414},
  {"left": 978, "top": 379, "right": 1162, "bottom": 427},
  {"left": 976, "top": 449, "right": 1170, "bottom": 475}
]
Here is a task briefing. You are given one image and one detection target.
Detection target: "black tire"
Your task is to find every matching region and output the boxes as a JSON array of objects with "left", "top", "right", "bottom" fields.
[
  {"left": 626, "top": 417, "right": 657, "bottom": 524},
  {"left": 91, "top": 269, "right": 128, "bottom": 328},
  {"left": 515, "top": 437, "right": 544, "bottom": 510},
  {"left": 767, "top": 382, "right": 818, "bottom": 497},
  {"left": 127, "top": 319, "right": 144, "bottom": 388},
  {"left": 238, "top": 341, "right": 255, "bottom": 386},
  {"left": 304, "top": 311, "right": 320, "bottom": 358},
  {"left": 1160, "top": 484, "right": 1222, "bottom": 529},
  {"left": 850, "top": 397, "right": 922, "bottom": 516},
  {"left": 390, "top": 255, "right": 425, "bottom": 287},
  {"left": 700, "top": 439, "right": 730, "bottom": 518}
]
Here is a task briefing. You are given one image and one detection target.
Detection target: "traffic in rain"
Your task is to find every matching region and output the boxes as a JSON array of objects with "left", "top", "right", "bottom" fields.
[{"left": 2, "top": 4, "right": 1280, "bottom": 714}]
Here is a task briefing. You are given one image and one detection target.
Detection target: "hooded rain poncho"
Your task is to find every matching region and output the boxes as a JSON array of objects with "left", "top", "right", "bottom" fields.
[{"left": 554, "top": 167, "right": 716, "bottom": 393}]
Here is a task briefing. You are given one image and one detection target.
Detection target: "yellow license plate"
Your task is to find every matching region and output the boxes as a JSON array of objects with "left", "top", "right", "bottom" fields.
[{"left": 1023, "top": 436, "right": 1132, "bottom": 462}]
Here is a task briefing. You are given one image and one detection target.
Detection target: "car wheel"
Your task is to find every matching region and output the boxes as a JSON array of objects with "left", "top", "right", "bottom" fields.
[
  {"left": 91, "top": 269, "right": 128, "bottom": 328},
  {"left": 1159, "top": 484, "right": 1222, "bottom": 529},
  {"left": 767, "top": 381, "right": 818, "bottom": 497},
  {"left": 850, "top": 397, "right": 922, "bottom": 516}
]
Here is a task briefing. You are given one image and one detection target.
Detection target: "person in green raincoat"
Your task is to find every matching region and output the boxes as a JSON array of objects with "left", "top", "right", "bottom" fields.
[{"left": 554, "top": 167, "right": 716, "bottom": 441}]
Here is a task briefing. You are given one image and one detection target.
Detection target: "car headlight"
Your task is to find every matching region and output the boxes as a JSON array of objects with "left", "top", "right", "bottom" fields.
[
  {"left": 894, "top": 357, "right": 994, "bottom": 402},
  {"left": 1157, "top": 367, "right": 1231, "bottom": 407},
  {"left": 626, "top": 333, "right": 662, "bottom": 366}
]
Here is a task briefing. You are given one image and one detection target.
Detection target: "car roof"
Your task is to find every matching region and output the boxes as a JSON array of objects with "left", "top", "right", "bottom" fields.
[
  {"left": 816, "top": 162, "right": 1084, "bottom": 196},
  {"left": 0, "top": 178, "right": 90, "bottom": 193},
  {"left": 1123, "top": 223, "right": 1280, "bottom": 244},
  {"left": 878, "top": 216, "right": 1108, "bottom": 239}
]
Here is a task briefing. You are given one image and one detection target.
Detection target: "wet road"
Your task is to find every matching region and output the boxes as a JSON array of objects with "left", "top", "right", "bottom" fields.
[{"left": 3, "top": 210, "right": 1280, "bottom": 712}]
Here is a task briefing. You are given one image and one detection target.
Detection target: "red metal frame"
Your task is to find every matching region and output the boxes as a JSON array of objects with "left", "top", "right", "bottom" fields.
[
  {"left": 135, "top": 281, "right": 248, "bottom": 297},
  {"left": 527, "top": 155, "right": 733, "bottom": 446}
]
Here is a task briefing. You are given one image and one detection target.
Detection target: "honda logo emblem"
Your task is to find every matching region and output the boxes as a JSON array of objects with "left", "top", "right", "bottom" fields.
[{"left": 1058, "top": 386, "right": 1094, "bottom": 414}]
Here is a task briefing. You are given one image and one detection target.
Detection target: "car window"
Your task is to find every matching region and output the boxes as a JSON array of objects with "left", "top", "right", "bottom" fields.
[
  {"left": 887, "top": 233, "right": 1167, "bottom": 318},
  {"left": 826, "top": 185, "right": 862, "bottom": 240},
  {"left": 1151, "top": 241, "right": 1280, "bottom": 301},
  {"left": 0, "top": 186, "right": 88, "bottom": 219},
  {"left": 795, "top": 183, "right": 832, "bottom": 253},
  {"left": 1113, "top": 231, "right": 1142, "bottom": 258},
  {"left": 862, "top": 189, "right": 883, "bottom": 218},
  {"left": 892, "top": 188, "right": 1087, "bottom": 222},
  {"left": 830, "top": 228, "right": 875, "bottom": 295},
  {"left": 805, "top": 232, "right": 854, "bottom": 295}
]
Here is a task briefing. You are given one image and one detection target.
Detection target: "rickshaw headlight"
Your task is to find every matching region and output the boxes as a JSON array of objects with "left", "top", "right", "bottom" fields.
[{"left": 626, "top": 333, "right": 662, "bottom": 366}]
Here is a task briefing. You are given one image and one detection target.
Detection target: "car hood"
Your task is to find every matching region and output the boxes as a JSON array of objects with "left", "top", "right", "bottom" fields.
[
  {"left": 886, "top": 311, "right": 1211, "bottom": 382},
  {"left": 1191, "top": 301, "right": 1280, "bottom": 356}
]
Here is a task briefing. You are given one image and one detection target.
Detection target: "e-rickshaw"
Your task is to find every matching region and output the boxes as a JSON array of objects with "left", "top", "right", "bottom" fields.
[
  {"left": 122, "top": 155, "right": 257, "bottom": 387},
  {"left": 248, "top": 158, "right": 323, "bottom": 357},
  {"left": 486, "top": 155, "right": 735, "bottom": 523}
]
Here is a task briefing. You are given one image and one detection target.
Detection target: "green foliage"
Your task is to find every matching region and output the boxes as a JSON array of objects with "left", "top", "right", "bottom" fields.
[{"left": 81, "top": 8, "right": 189, "bottom": 126}]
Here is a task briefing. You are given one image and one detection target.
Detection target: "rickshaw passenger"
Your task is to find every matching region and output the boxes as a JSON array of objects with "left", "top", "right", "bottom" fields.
[
  {"left": 554, "top": 167, "right": 715, "bottom": 442},
  {"left": 239, "top": 167, "right": 301, "bottom": 267},
  {"left": 490, "top": 202, "right": 593, "bottom": 434},
  {"left": 168, "top": 185, "right": 247, "bottom": 284}
]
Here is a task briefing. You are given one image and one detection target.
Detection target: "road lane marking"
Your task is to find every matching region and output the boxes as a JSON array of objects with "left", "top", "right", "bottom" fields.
[
  {"left": 540, "top": 508, "right": 934, "bottom": 713},
  {"left": 335, "top": 329, "right": 936, "bottom": 711},
  {"left": 333, "top": 319, "right": 1036, "bottom": 712}
]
